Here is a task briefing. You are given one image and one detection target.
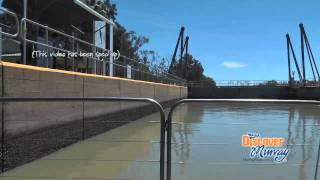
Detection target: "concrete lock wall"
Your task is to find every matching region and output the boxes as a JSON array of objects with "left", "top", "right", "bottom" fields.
[
  {"left": 0, "top": 62, "right": 187, "bottom": 137},
  {"left": 289, "top": 87, "right": 320, "bottom": 100},
  {"left": 189, "top": 87, "right": 290, "bottom": 99},
  {"left": 189, "top": 86, "right": 320, "bottom": 100}
]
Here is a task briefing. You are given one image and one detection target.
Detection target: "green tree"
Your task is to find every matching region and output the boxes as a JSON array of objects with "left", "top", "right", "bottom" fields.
[
  {"left": 113, "top": 24, "right": 149, "bottom": 59},
  {"left": 172, "top": 54, "right": 216, "bottom": 87}
]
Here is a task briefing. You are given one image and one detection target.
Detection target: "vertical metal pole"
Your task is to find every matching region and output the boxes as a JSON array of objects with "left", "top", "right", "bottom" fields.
[
  {"left": 109, "top": 25, "right": 114, "bottom": 77},
  {"left": 0, "top": 28, "right": 2, "bottom": 61},
  {"left": 166, "top": 114, "right": 172, "bottom": 180},
  {"left": 82, "top": 79, "right": 85, "bottom": 140},
  {"left": 1, "top": 97, "right": 4, "bottom": 173},
  {"left": 300, "top": 23, "right": 306, "bottom": 86},
  {"left": 286, "top": 34, "right": 291, "bottom": 86},
  {"left": 0, "top": 28, "right": 3, "bottom": 171},
  {"left": 103, "top": 23, "right": 107, "bottom": 76},
  {"left": 77, "top": 42, "right": 80, "bottom": 72},
  {"left": 23, "top": 0, "right": 27, "bottom": 64},
  {"left": 93, "top": 46, "right": 96, "bottom": 74},
  {"left": 1, "top": 56, "right": 4, "bottom": 172},
  {"left": 124, "top": 58, "right": 126, "bottom": 78},
  {"left": 92, "top": 21, "right": 97, "bottom": 74},
  {"left": 160, "top": 118, "right": 165, "bottom": 180},
  {"left": 45, "top": 29, "right": 49, "bottom": 68},
  {"left": 72, "top": 33, "right": 75, "bottom": 71}
]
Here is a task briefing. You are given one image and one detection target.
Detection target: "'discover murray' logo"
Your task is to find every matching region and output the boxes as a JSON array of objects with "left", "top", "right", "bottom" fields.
[{"left": 241, "top": 133, "right": 289, "bottom": 163}]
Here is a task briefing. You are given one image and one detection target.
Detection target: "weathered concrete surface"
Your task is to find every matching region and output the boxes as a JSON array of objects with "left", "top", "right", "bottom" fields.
[
  {"left": 0, "top": 62, "right": 187, "bottom": 172},
  {"left": 288, "top": 87, "right": 320, "bottom": 100},
  {"left": 189, "top": 86, "right": 320, "bottom": 100},
  {"left": 0, "top": 62, "right": 187, "bottom": 137}
]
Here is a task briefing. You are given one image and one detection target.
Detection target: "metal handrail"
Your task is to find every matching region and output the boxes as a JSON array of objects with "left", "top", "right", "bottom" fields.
[
  {"left": 214, "top": 80, "right": 289, "bottom": 87},
  {"left": 0, "top": 7, "right": 19, "bottom": 38},
  {"left": 188, "top": 80, "right": 320, "bottom": 88},
  {"left": 21, "top": 18, "right": 155, "bottom": 70},
  {"left": 21, "top": 18, "right": 104, "bottom": 51},
  {"left": 165, "top": 99, "right": 320, "bottom": 180},
  {"left": 21, "top": 17, "right": 113, "bottom": 75},
  {"left": 20, "top": 18, "right": 186, "bottom": 85},
  {"left": 0, "top": 97, "right": 166, "bottom": 180}
]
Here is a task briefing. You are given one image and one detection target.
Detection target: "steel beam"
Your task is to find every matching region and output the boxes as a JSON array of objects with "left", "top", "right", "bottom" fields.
[
  {"left": 286, "top": 34, "right": 303, "bottom": 82},
  {"left": 183, "top": 36, "right": 189, "bottom": 78},
  {"left": 300, "top": 23, "right": 306, "bottom": 85},
  {"left": 287, "top": 34, "right": 292, "bottom": 85},
  {"left": 302, "top": 27, "right": 320, "bottom": 81},
  {"left": 169, "top": 27, "right": 185, "bottom": 74}
]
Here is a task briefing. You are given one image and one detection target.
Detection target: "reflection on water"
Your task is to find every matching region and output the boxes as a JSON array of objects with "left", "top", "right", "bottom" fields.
[
  {"left": 171, "top": 103, "right": 320, "bottom": 180},
  {"left": 0, "top": 103, "right": 319, "bottom": 180}
]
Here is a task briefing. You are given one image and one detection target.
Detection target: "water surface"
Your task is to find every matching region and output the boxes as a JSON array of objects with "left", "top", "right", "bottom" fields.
[
  {"left": 1, "top": 102, "right": 320, "bottom": 180},
  {"left": 171, "top": 102, "right": 320, "bottom": 180}
]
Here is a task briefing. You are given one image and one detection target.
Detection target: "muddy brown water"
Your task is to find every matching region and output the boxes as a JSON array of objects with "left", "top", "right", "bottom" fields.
[{"left": 0, "top": 102, "right": 319, "bottom": 180}]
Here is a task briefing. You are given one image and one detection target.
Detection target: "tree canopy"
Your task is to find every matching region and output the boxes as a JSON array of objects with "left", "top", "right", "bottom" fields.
[{"left": 171, "top": 54, "right": 216, "bottom": 86}]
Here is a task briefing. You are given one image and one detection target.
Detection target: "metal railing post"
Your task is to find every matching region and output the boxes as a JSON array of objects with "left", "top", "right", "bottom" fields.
[
  {"left": 72, "top": 33, "right": 75, "bottom": 72},
  {"left": 103, "top": 54, "right": 106, "bottom": 76},
  {"left": 23, "top": 0, "right": 27, "bottom": 64},
  {"left": 0, "top": 27, "right": 2, "bottom": 61},
  {"left": 109, "top": 25, "right": 114, "bottom": 77},
  {"left": 45, "top": 29, "right": 49, "bottom": 67},
  {"left": 93, "top": 46, "right": 97, "bottom": 74},
  {"left": 77, "top": 41, "right": 80, "bottom": 72}
]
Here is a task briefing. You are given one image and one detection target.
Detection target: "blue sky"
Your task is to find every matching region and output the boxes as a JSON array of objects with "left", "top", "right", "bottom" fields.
[{"left": 113, "top": 0, "right": 320, "bottom": 80}]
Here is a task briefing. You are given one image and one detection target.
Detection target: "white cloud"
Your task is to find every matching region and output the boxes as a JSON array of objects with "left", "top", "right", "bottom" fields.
[{"left": 222, "top": 61, "right": 248, "bottom": 69}]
